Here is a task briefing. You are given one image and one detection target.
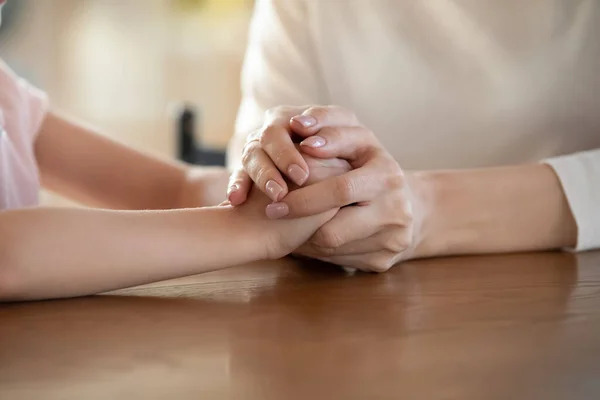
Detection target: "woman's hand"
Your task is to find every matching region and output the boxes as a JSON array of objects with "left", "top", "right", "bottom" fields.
[
  {"left": 232, "top": 105, "right": 426, "bottom": 272},
  {"left": 227, "top": 106, "right": 310, "bottom": 206},
  {"left": 288, "top": 108, "right": 424, "bottom": 272}
]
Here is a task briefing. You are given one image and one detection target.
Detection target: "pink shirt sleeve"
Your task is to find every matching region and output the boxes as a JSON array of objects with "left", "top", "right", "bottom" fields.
[{"left": 0, "top": 59, "right": 48, "bottom": 210}]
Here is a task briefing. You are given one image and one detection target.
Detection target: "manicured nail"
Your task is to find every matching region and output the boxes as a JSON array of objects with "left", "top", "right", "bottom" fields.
[
  {"left": 291, "top": 115, "right": 317, "bottom": 128},
  {"left": 266, "top": 202, "right": 289, "bottom": 219},
  {"left": 300, "top": 136, "right": 326, "bottom": 148},
  {"left": 265, "top": 180, "right": 283, "bottom": 202},
  {"left": 227, "top": 184, "right": 239, "bottom": 201},
  {"left": 287, "top": 164, "right": 308, "bottom": 185}
]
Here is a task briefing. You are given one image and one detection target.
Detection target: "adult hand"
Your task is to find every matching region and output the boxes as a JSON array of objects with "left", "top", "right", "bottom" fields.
[
  {"left": 227, "top": 106, "right": 309, "bottom": 206},
  {"left": 233, "top": 105, "right": 425, "bottom": 272},
  {"left": 290, "top": 107, "right": 424, "bottom": 271},
  {"left": 227, "top": 106, "right": 362, "bottom": 206}
]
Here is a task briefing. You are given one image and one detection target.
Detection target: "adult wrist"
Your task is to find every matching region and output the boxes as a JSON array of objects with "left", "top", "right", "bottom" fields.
[
  {"left": 408, "top": 164, "right": 578, "bottom": 259},
  {"left": 406, "top": 170, "right": 437, "bottom": 259},
  {"left": 407, "top": 170, "right": 475, "bottom": 259}
]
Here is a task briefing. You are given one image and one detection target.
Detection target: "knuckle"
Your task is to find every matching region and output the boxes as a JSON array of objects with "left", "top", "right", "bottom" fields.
[
  {"left": 298, "top": 241, "right": 327, "bottom": 258},
  {"left": 314, "top": 227, "right": 346, "bottom": 249},
  {"left": 356, "top": 128, "right": 378, "bottom": 147},
  {"left": 241, "top": 141, "right": 260, "bottom": 167},
  {"left": 270, "top": 148, "right": 289, "bottom": 168},
  {"left": 258, "top": 125, "right": 296, "bottom": 167},
  {"left": 381, "top": 162, "right": 404, "bottom": 190},
  {"left": 333, "top": 176, "right": 357, "bottom": 205},
  {"left": 255, "top": 166, "right": 273, "bottom": 186},
  {"left": 386, "top": 195, "right": 413, "bottom": 225},
  {"left": 401, "top": 202, "right": 414, "bottom": 224},
  {"left": 305, "top": 105, "right": 329, "bottom": 121},
  {"left": 228, "top": 169, "right": 244, "bottom": 185},
  {"left": 288, "top": 191, "right": 312, "bottom": 215},
  {"left": 384, "top": 232, "right": 412, "bottom": 253},
  {"left": 385, "top": 173, "right": 404, "bottom": 191},
  {"left": 319, "top": 126, "right": 344, "bottom": 141},
  {"left": 314, "top": 245, "right": 337, "bottom": 257},
  {"left": 365, "top": 253, "right": 395, "bottom": 273},
  {"left": 258, "top": 124, "right": 283, "bottom": 144}
]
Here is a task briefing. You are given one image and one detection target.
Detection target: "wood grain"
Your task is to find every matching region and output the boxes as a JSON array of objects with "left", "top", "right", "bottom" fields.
[{"left": 2, "top": 251, "right": 600, "bottom": 399}]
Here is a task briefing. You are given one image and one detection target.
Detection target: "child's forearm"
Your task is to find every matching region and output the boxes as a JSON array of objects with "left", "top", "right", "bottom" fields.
[
  {"left": 36, "top": 111, "right": 229, "bottom": 210},
  {"left": 0, "top": 207, "right": 264, "bottom": 301}
]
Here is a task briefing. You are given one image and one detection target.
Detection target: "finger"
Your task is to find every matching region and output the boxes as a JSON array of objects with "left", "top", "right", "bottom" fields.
[
  {"left": 259, "top": 123, "right": 309, "bottom": 186},
  {"left": 319, "top": 250, "right": 399, "bottom": 273},
  {"left": 309, "top": 205, "right": 381, "bottom": 248},
  {"left": 246, "top": 106, "right": 307, "bottom": 142},
  {"left": 227, "top": 169, "right": 252, "bottom": 206},
  {"left": 242, "top": 141, "right": 288, "bottom": 202},
  {"left": 319, "top": 230, "right": 409, "bottom": 256},
  {"left": 289, "top": 105, "right": 361, "bottom": 137},
  {"left": 266, "top": 165, "right": 387, "bottom": 219},
  {"left": 304, "top": 156, "right": 352, "bottom": 186},
  {"left": 299, "top": 126, "right": 381, "bottom": 163}
]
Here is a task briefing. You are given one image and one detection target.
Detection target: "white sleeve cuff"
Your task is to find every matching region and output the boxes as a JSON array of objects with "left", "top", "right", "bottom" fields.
[{"left": 544, "top": 149, "right": 600, "bottom": 252}]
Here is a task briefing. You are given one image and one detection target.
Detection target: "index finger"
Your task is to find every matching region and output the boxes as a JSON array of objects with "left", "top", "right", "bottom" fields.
[
  {"left": 289, "top": 105, "right": 361, "bottom": 137},
  {"left": 265, "top": 164, "right": 389, "bottom": 219},
  {"left": 259, "top": 123, "right": 309, "bottom": 186},
  {"left": 247, "top": 106, "right": 311, "bottom": 186}
]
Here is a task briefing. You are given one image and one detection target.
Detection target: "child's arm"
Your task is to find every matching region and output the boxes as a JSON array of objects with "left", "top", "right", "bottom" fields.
[
  {"left": 0, "top": 188, "right": 337, "bottom": 302},
  {"left": 35, "top": 111, "right": 229, "bottom": 209}
]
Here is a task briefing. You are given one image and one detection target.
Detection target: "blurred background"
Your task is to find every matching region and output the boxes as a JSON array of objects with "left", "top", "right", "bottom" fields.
[{"left": 0, "top": 0, "right": 253, "bottom": 205}]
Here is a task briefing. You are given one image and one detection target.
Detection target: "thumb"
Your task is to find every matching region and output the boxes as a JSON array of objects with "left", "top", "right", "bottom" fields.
[{"left": 227, "top": 168, "right": 252, "bottom": 206}]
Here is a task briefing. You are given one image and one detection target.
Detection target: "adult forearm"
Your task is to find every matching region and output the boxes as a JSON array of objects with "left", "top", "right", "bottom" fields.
[
  {"left": 0, "top": 207, "right": 262, "bottom": 301},
  {"left": 412, "top": 163, "right": 577, "bottom": 258}
]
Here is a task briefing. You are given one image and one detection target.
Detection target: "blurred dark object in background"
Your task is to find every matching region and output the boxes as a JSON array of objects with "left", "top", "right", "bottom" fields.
[
  {"left": 176, "top": 105, "right": 226, "bottom": 166},
  {"left": 0, "top": 0, "right": 23, "bottom": 39}
]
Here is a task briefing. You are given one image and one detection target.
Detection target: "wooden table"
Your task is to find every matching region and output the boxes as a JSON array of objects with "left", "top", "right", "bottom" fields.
[{"left": 2, "top": 251, "right": 600, "bottom": 399}]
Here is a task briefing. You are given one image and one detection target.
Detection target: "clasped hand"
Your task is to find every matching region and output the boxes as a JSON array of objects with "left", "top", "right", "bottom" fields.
[{"left": 229, "top": 106, "right": 424, "bottom": 272}]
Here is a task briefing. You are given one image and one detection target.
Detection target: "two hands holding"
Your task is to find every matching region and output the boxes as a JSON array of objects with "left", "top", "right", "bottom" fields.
[{"left": 226, "top": 106, "right": 429, "bottom": 272}]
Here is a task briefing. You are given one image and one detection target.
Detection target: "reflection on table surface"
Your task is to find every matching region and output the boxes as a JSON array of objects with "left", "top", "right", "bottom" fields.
[{"left": 2, "top": 252, "right": 600, "bottom": 400}]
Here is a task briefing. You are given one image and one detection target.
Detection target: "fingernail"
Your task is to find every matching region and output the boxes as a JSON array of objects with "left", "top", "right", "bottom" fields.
[
  {"left": 287, "top": 164, "right": 308, "bottom": 185},
  {"left": 291, "top": 115, "right": 317, "bottom": 128},
  {"left": 227, "top": 184, "right": 239, "bottom": 201},
  {"left": 265, "top": 180, "right": 283, "bottom": 202},
  {"left": 266, "top": 202, "right": 289, "bottom": 219},
  {"left": 300, "top": 136, "right": 326, "bottom": 148}
]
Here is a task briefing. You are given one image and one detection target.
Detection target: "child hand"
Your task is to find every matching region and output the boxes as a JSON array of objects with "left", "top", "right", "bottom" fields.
[{"left": 228, "top": 153, "right": 352, "bottom": 260}]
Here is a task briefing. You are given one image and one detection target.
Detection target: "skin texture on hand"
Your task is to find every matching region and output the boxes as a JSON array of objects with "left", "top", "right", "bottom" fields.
[
  {"left": 229, "top": 104, "right": 578, "bottom": 272},
  {"left": 227, "top": 148, "right": 351, "bottom": 260},
  {"left": 231, "top": 106, "right": 417, "bottom": 272},
  {"left": 231, "top": 183, "right": 341, "bottom": 260},
  {"left": 227, "top": 106, "right": 311, "bottom": 206}
]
